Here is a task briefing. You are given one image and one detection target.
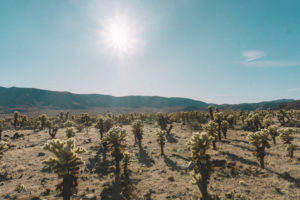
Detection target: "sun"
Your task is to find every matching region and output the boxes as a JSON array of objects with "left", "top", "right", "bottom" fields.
[{"left": 100, "top": 15, "right": 140, "bottom": 57}]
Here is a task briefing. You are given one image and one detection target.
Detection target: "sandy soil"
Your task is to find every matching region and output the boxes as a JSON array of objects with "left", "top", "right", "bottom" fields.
[{"left": 0, "top": 122, "right": 299, "bottom": 200}]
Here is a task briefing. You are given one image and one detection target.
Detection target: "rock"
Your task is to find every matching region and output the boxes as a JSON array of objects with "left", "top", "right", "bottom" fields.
[
  {"left": 168, "top": 176, "right": 175, "bottom": 182},
  {"left": 38, "top": 152, "right": 45, "bottom": 157},
  {"left": 84, "top": 194, "right": 97, "bottom": 200},
  {"left": 187, "top": 161, "right": 194, "bottom": 171}
]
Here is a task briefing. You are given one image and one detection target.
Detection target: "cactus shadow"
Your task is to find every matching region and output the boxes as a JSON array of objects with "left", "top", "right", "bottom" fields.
[
  {"left": 166, "top": 134, "right": 178, "bottom": 143},
  {"left": 137, "top": 148, "right": 154, "bottom": 167},
  {"left": 265, "top": 169, "right": 300, "bottom": 187},
  {"left": 86, "top": 148, "right": 114, "bottom": 177},
  {"left": 219, "top": 151, "right": 258, "bottom": 166},
  {"left": 163, "top": 155, "right": 182, "bottom": 171},
  {"left": 230, "top": 139, "right": 249, "bottom": 145}
]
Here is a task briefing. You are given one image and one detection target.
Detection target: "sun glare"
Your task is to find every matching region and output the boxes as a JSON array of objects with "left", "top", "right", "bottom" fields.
[{"left": 100, "top": 14, "right": 141, "bottom": 58}]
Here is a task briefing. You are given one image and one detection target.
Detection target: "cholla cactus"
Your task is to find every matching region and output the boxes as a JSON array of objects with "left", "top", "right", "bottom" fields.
[
  {"left": 208, "top": 106, "right": 214, "bottom": 120},
  {"left": 221, "top": 120, "right": 229, "bottom": 139},
  {"left": 43, "top": 139, "right": 85, "bottom": 200},
  {"left": 213, "top": 111, "right": 224, "bottom": 140},
  {"left": 278, "top": 128, "right": 294, "bottom": 144},
  {"left": 0, "top": 141, "right": 8, "bottom": 161},
  {"left": 156, "top": 130, "right": 167, "bottom": 156},
  {"left": 102, "top": 127, "right": 127, "bottom": 183},
  {"left": 226, "top": 114, "right": 234, "bottom": 127},
  {"left": 13, "top": 111, "right": 20, "bottom": 130},
  {"left": 66, "top": 127, "right": 76, "bottom": 138},
  {"left": 279, "top": 128, "right": 296, "bottom": 158},
  {"left": 203, "top": 121, "right": 218, "bottom": 150},
  {"left": 267, "top": 125, "right": 278, "bottom": 144},
  {"left": 64, "top": 120, "right": 74, "bottom": 128},
  {"left": 96, "top": 116, "right": 105, "bottom": 139},
  {"left": 262, "top": 118, "right": 272, "bottom": 128},
  {"left": 156, "top": 112, "right": 173, "bottom": 135},
  {"left": 81, "top": 113, "right": 90, "bottom": 134},
  {"left": 131, "top": 120, "right": 144, "bottom": 149},
  {"left": 0, "top": 118, "right": 4, "bottom": 140},
  {"left": 122, "top": 152, "right": 133, "bottom": 179},
  {"left": 35, "top": 121, "right": 42, "bottom": 132},
  {"left": 39, "top": 114, "right": 48, "bottom": 130},
  {"left": 247, "top": 129, "right": 271, "bottom": 168},
  {"left": 187, "top": 132, "right": 214, "bottom": 200},
  {"left": 285, "top": 144, "right": 296, "bottom": 158}
]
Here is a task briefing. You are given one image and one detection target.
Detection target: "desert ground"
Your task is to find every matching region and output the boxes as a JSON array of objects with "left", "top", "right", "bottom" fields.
[{"left": 0, "top": 117, "right": 299, "bottom": 200}]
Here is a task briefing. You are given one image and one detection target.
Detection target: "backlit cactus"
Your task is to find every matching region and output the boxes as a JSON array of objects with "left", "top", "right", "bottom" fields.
[
  {"left": 187, "top": 132, "right": 214, "bottom": 200},
  {"left": 131, "top": 120, "right": 144, "bottom": 149},
  {"left": 247, "top": 129, "right": 270, "bottom": 168},
  {"left": 42, "top": 138, "right": 85, "bottom": 200},
  {"left": 102, "top": 127, "right": 127, "bottom": 183},
  {"left": 156, "top": 130, "right": 167, "bottom": 156}
]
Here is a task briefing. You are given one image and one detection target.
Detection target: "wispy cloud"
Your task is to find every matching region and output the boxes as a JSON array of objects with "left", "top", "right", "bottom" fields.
[
  {"left": 236, "top": 49, "right": 300, "bottom": 68},
  {"left": 287, "top": 88, "right": 300, "bottom": 92},
  {"left": 242, "top": 50, "right": 266, "bottom": 62}
]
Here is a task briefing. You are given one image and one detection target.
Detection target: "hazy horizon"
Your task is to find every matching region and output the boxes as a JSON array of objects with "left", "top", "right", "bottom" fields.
[{"left": 1, "top": 0, "right": 300, "bottom": 104}]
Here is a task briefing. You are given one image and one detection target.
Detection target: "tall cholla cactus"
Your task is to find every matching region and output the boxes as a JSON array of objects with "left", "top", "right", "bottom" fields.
[
  {"left": 267, "top": 125, "right": 278, "bottom": 144},
  {"left": 203, "top": 121, "right": 218, "bottom": 150},
  {"left": 131, "top": 120, "right": 144, "bottom": 149},
  {"left": 278, "top": 128, "right": 296, "bottom": 158},
  {"left": 102, "top": 127, "right": 127, "bottom": 183},
  {"left": 156, "top": 130, "right": 167, "bottom": 156},
  {"left": 66, "top": 127, "right": 76, "bottom": 138},
  {"left": 42, "top": 139, "right": 85, "bottom": 200},
  {"left": 96, "top": 116, "right": 105, "bottom": 139},
  {"left": 187, "top": 132, "right": 214, "bottom": 200},
  {"left": 213, "top": 111, "right": 224, "bottom": 140},
  {"left": 247, "top": 129, "right": 271, "bottom": 169},
  {"left": 221, "top": 120, "right": 229, "bottom": 139}
]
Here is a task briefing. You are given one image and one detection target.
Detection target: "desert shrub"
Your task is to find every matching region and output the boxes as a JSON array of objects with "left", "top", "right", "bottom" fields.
[
  {"left": 187, "top": 132, "right": 214, "bottom": 200},
  {"left": 43, "top": 139, "right": 85, "bottom": 200},
  {"left": 66, "top": 127, "right": 76, "bottom": 138},
  {"left": 131, "top": 120, "right": 144, "bottom": 149},
  {"left": 203, "top": 121, "right": 218, "bottom": 150},
  {"left": 247, "top": 129, "right": 271, "bottom": 168},
  {"left": 102, "top": 127, "right": 127, "bottom": 183},
  {"left": 156, "top": 130, "right": 167, "bottom": 156}
]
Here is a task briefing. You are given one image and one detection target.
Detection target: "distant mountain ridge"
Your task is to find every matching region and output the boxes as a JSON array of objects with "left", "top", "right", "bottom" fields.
[{"left": 0, "top": 86, "right": 296, "bottom": 114}]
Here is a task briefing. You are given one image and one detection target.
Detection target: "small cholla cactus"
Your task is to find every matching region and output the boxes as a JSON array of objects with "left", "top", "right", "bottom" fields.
[
  {"left": 156, "top": 113, "right": 173, "bottom": 135},
  {"left": 64, "top": 120, "right": 74, "bottom": 128},
  {"left": 156, "top": 130, "right": 167, "bottom": 156},
  {"left": 279, "top": 128, "right": 296, "bottom": 158},
  {"left": 187, "top": 132, "right": 214, "bottom": 200},
  {"left": 267, "top": 125, "right": 278, "bottom": 144},
  {"left": 66, "top": 127, "right": 76, "bottom": 138},
  {"left": 122, "top": 152, "right": 133, "bottom": 179},
  {"left": 247, "top": 129, "right": 271, "bottom": 169},
  {"left": 221, "top": 120, "right": 229, "bottom": 139},
  {"left": 46, "top": 121, "right": 58, "bottom": 138},
  {"left": 96, "top": 116, "right": 105, "bottom": 139},
  {"left": 226, "top": 114, "right": 234, "bottom": 127},
  {"left": 81, "top": 113, "right": 90, "bottom": 134},
  {"left": 203, "top": 121, "right": 218, "bottom": 150},
  {"left": 43, "top": 139, "right": 85, "bottom": 200},
  {"left": 131, "top": 120, "right": 144, "bottom": 149},
  {"left": 102, "top": 127, "right": 127, "bottom": 183},
  {"left": 35, "top": 121, "right": 42, "bottom": 132}
]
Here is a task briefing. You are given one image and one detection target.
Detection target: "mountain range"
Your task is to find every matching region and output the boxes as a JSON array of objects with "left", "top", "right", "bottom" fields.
[{"left": 0, "top": 86, "right": 297, "bottom": 114}]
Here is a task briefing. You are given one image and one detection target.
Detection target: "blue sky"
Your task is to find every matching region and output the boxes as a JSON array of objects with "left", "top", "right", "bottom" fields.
[{"left": 0, "top": 0, "right": 300, "bottom": 104}]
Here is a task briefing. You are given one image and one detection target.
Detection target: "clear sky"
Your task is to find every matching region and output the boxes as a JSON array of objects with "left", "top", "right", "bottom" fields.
[{"left": 1, "top": 0, "right": 300, "bottom": 104}]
